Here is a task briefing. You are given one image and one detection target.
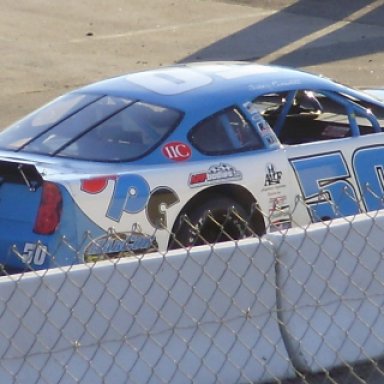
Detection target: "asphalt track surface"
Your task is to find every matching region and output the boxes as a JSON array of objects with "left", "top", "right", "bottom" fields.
[
  {"left": 1, "top": 0, "right": 383, "bottom": 128},
  {"left": 1, "top": 1, "right": 384, "bottom": 383}
]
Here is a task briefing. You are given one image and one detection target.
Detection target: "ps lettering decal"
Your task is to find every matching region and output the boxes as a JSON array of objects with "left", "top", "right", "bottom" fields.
[
  {"left": 83, "top": 174, "right": 180, "bottom": 229},
  {"left": 162, "top": 142, "right": 192, "bottom": 161},
  {"left": 147, "top": 187, "right": 180, "bottom": 228},
  {"left": 107, "top": 174, "right": 151, "bottom": 220},
  {"left": 81, "top": 176, "right": 114, "bottom": 194}
]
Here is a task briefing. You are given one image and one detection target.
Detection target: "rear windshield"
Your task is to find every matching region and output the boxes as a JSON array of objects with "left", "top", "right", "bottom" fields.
[{"left": 0, "top": 93, "right": 182, "bottom": 162}]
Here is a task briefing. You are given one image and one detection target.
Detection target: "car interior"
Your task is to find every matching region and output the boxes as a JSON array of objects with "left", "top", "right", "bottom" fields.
[{"left": 254, "top": 90, "right": 384, "bottom": 145}]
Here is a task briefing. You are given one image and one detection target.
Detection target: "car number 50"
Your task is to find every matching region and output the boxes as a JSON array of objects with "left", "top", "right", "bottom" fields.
[
  {"left": 290, "top": 146, "right": 384, "bottom": 221},
  {"left": 22, "top": 243, "right": 48, "bottom": 266}
]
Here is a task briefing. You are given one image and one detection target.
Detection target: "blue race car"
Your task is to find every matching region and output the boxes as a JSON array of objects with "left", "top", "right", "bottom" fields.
[{"left": 0, "top": 61, "right": 384, "bottom": 273}]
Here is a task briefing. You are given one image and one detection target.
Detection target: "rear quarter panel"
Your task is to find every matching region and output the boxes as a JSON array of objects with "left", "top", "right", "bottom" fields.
[{"left": 62, "top": 149, "right": 306, "bottom": 251}]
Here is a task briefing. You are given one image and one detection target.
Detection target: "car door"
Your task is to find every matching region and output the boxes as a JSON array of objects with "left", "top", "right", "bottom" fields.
[{"left": 255, "top": 88, "right": 384, "bottom": 226}]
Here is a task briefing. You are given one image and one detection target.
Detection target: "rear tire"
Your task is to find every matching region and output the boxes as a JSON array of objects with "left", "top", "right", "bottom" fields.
[{"left": 168, "top": 195, "right": 264, "bottom": 249}]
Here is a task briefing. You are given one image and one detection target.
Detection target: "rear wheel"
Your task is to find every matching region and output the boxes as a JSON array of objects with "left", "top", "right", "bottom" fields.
[{"left": 168, "top": 195, "right": 264, "bottom": 249}]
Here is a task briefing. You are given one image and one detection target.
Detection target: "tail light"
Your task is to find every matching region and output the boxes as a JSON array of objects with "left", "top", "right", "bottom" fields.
[{"left": 33, "top": 182, "right": 63, "bottom": 235}]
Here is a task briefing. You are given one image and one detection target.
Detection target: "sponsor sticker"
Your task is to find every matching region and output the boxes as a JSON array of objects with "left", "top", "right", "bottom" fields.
[
  {"left": 162, "top": 142, "right": 192, "bottom": 161},
  {"left": 243, "top": 101, "right": 278, "bottom": 147},
  {"left": 268, "top": 195, "right": 291, "bottom": 231},
  {"left": 81, "top": 176, "right": 115, "bottom": 194},
  {"left": 84, "top": 230, "right": 158, "bottom": 261},
  {"left": 189, "top": 163, "right": 242, "bottom": 187},
  {"left": 264, "top": 163, "right": 282, "bottom": 186}
]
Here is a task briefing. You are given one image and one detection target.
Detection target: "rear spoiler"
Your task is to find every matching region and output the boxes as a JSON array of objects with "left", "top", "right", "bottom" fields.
[{"left": 0, "top": 160, "right": 43, "bottom": 191}]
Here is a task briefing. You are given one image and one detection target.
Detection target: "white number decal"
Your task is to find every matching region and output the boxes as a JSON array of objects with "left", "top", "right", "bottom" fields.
[
  {"left": 22, "top": 243, "right": 48, "bottom": 265},
  {"left": 127, "top": 68, "right": 212, "bottom": 95},
  {"left": 127, "top": 65, "right": 278, "bottom": 96}
]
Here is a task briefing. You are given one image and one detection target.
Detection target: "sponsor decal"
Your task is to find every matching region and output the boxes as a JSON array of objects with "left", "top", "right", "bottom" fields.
[
  {"left": 264, "top": 163, "right": 282, "bottom": 186},
  {"left": 162, "top": 142, "right": 192, "bottom": 161},
  {"left": 257, "top": 120, "right": 271, "bottom": 132},
  {"left": 243, "top": 101, "right": 279, "bottom": 147},
  {"left": 146, "top": 187, "right": 180, "bottom": 228},
  {"left": 189, "top": 163, "right": 242, "bottom": 187},
  {"left": 84, "top": 226, "right": 158, "bottom": 262},
  {"left": 82, "top": 174, "right": 179, "bottom": 228},
  {"left": 81, "top": 176, "right": 115, "bottom": 194},
  {"left": 256, "top": 120, "right": 278, "bottom": 146},
  {"left": 268, "top": 196, "right": 291, "bottom": 230},
  {"left": 243, "top": 101, "right": 261, "bottom": 115},
  {"left": 265, "top": 135, "right": 277, "bottom": 145}
]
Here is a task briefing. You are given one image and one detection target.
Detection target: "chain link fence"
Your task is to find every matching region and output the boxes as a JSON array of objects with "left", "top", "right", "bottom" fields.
[{"left": 1, "top": 205, "right": 384, "bottom": 383}]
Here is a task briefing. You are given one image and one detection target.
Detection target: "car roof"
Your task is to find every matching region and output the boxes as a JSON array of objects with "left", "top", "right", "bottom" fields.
[{"left": 78, "top": 62, "right": 344, "bottom": 112}]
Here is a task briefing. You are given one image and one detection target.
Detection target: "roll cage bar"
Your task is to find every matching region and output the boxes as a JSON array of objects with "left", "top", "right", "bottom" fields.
[{"left": 273, "top": 89, "right": 382, "bottom": 137}]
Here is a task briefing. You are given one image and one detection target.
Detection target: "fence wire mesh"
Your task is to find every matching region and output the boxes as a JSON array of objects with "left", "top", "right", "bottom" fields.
[{"left": 1, "top": 198, "right": 384, "bottom": 384}]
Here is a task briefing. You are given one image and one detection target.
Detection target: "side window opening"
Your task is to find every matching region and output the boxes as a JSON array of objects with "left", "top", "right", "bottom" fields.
[
  {"left": 188, "top": 107, "right": 263, "bottom": 155},
  {"left": 340, "top": 94, "right": 384, "bottom": 135},
  {"left": 254, "top": 90, "right": 384, "bottom": 145}
]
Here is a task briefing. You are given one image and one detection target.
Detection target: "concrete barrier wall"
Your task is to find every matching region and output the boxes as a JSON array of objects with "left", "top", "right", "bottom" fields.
[
  {"left": 0, "top": 240, "right": 295, "bottom": 384},
  {"left": 269, "top": 213, "right": 384, "bottom": 372},
  {"left": 2, "top": 213, "right": 384, "bottom": 382}
]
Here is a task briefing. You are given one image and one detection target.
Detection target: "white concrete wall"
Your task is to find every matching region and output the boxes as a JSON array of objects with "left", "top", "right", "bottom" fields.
[
  {"left": 0, "top": 240, "right": 295, "bottom": 384},
  {"left": 2, "top": 213, "right": 384, "bottom": 383},
  {"left": 269, "top": 213, "right": 384, "bottom": 372}
]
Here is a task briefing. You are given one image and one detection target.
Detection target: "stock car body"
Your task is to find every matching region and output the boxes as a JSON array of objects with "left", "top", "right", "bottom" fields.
[{"left": 1, "top": 61, "right": 384, "bottom": 273}]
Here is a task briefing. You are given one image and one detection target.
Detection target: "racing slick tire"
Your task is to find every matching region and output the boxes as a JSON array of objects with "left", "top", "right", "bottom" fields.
[{"left": 168, "top": 194, "right": 264, "bottom": 249}]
